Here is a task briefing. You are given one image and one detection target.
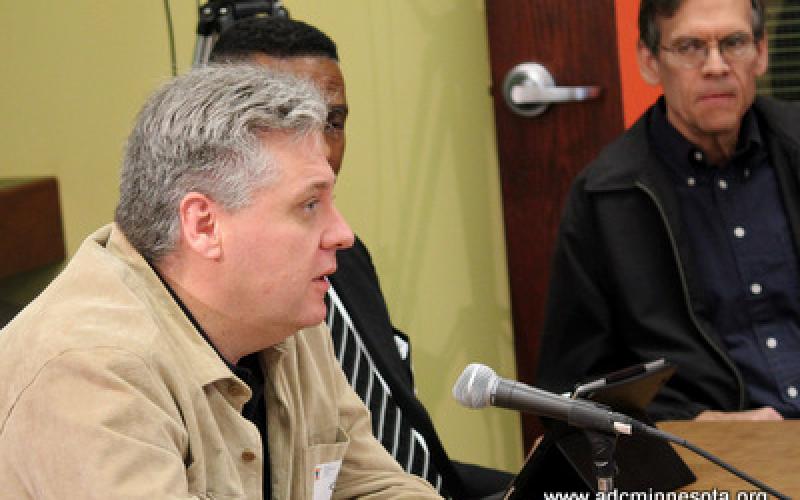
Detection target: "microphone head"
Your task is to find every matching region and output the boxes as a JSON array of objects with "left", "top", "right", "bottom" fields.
[{"left": 452, "top": 363, "right": 497, "bottom": 409}]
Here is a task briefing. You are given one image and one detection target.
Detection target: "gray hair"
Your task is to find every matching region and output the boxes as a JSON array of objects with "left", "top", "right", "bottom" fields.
[
  {"left": 115, "top": 64, "right": 327, "bottom": 261},
  {"left": 639, "top": 0, "right": 765, "bottom": 54}
]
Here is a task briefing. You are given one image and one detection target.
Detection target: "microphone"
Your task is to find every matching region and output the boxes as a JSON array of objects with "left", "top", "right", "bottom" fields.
[
  {"left": 452, "top": 363, "right": 791, "bottom": 499},
  {"left": 452, "top": 363, "right": 636, "bottom": 435}
]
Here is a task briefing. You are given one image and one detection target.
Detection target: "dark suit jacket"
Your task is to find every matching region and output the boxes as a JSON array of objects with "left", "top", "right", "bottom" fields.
[{"left": 328, "top": 236, "right": 513, "bottom": 499}]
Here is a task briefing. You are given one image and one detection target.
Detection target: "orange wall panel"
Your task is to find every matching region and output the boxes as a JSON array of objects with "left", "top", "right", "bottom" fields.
[{"left": 615, "top": 0, "right": 662, "bottom": 127}]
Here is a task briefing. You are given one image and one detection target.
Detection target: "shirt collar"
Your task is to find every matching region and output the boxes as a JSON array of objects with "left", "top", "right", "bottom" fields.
[
  {"left": 648, "top": 96, "right": 763, "bottom": 179},
  {"left": 147, "top": 260, "right": 261, "bottom": 386},
  {"left": 103, "top": 224, "right": 236, "bottom": 389}
]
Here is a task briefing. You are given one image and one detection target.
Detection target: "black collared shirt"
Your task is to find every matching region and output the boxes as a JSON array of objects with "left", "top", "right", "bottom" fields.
[
  {"left": 648, "top": 98, "right": 800, "bottom": 416},
  {"left": 149, "top": 264, "right": 271, "bottom": 496}
]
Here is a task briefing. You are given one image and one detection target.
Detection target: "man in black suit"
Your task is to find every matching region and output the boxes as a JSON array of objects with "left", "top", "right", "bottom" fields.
[{"left": 210, "top": 16, "right": 512, "bottom": 499}]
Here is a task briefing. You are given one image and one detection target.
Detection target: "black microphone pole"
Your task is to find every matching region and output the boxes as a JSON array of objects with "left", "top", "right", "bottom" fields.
[{"left": 584, "top": 429, "right": 618, "bottom": 493}]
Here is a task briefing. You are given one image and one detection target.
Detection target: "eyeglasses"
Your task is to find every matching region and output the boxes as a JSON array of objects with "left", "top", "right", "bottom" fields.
[{"left": 659, "top": 32, "right": 757, "bottom": 69}]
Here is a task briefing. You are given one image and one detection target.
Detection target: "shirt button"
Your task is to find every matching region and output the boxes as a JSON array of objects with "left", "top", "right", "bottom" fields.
[
  {"left": 733, "top": 226, "right": 746, "bottom": 238},
  {"left": 241, "top": 449, "right": 257, "bottom": 463},
  {"left": 744, "top": 168, "right": 751, "bottom": 178},
  {"left": 766, "top": 337, "right": 778, "bottom": 349},
  {"left": 750, "top": 283, "right": 762, "bottom": 295},
  {"left": 693, "top": 151, "right": 703, "bottom": 162},
  {"left": 718, "top": 179, "right": 728, "bottom": 190},
  {"left": 687, "top": 177, "right": 696, "bottom": 187},
  {"left": 788, "top": 386, "right": 798, "bottom": 399}
]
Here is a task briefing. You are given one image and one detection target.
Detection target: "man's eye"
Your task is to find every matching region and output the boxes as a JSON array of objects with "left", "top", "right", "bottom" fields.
[
  {"left": 675, "top": 38, "right": 705, "bottom": 55},
  {"left": 326, "top": 120, "right": 345, "bottom": 132},
  {"left": 304, "top": 199, "right": 320, "bottom": 212},
  {"left": 721, "top": 33, "right": 749, "bottom": 50}
]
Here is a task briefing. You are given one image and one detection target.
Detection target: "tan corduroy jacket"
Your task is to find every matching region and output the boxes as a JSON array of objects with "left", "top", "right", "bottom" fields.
[{"left": 0, "top": 224, "right": 440, "bottom": 499}]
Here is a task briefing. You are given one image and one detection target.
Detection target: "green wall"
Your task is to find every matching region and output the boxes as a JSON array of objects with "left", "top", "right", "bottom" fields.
[{"left": 1, "top": 1, "right": 523, "bottom": 473}]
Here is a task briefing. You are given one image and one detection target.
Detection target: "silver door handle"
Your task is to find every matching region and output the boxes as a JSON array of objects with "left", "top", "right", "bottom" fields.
[
  {"left": 503, "top": 62, "right": 601, "bottom": 117},
  {"left": 510, "top": 83, "right": 600, "bottom": 104}
]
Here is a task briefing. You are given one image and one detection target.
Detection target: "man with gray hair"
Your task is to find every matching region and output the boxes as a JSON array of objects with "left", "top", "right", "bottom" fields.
[
  {"left": 0, "top": 65, "right": 441, "bottom": 499},
  {"left": 209, "top": 17, "right": 514, "bottom": 499}
]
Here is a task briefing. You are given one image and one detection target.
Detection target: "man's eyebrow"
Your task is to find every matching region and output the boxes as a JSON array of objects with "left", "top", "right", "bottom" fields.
[{"left": 300, "top": 180, "right": 334, "bottom": 195}]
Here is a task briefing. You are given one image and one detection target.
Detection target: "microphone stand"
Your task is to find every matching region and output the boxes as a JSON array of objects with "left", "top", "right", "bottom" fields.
[{"left": 584, "top": 429, "right": 617, "bottom": 493}]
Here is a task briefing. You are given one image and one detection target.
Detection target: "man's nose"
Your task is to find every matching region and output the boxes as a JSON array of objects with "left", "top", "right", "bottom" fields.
[
  {"left": 324, "top": 205, "right": 354, "bottom": 250},
  {"left": 702, "top": 43, "right": 731, "bottom": 75}
]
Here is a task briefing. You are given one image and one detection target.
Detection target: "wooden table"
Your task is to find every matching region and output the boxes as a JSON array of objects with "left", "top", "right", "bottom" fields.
[{"left": 659, "top": 420, "right": 800, "bottom": 497}]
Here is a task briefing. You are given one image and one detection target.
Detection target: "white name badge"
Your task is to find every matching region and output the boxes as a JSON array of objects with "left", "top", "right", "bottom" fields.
[{"left": 312, "top": 459, "right": 342, "bottom": 500}]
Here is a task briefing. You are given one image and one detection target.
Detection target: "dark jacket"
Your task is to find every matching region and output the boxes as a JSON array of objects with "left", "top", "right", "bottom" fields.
[
  {"left": 329, "top": 237, "right": 513, "bottom": 498},
  {"left": 537, "top": 97, "right": 800, "bottom": 420}
]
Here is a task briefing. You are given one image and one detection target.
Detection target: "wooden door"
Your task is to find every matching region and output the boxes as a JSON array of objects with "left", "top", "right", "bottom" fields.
[{"left": 485, "top": 0, "right": 627, "bottom": 449}]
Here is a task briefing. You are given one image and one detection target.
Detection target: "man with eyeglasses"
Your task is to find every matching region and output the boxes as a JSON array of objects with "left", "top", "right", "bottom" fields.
[{"left": 538, "top": 0, "right": 800, "bottom": 421}]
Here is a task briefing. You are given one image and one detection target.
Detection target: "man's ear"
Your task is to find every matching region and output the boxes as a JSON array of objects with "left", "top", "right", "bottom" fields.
[
  {"left": 754, "top": 35, "right": 769, "bottom": 77},
  {"left": 179, "top": 192, "right": 222, "bottom": 260},
  {"left": 637, "top": 40, "right": 662, "bottom": 86}
]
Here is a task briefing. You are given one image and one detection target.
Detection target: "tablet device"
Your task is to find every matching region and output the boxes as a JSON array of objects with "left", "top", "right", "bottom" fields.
[{"left": 571, "top": 358, "right": 677, "bottom": 411}]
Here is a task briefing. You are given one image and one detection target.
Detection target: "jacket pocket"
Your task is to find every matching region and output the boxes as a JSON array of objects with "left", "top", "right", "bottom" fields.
[
  {"left": 304, "top": 426, "right": 349, "bottom": 499},
  {"left": 186, "top": 458, "right": 248, "bottom": 500}
]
